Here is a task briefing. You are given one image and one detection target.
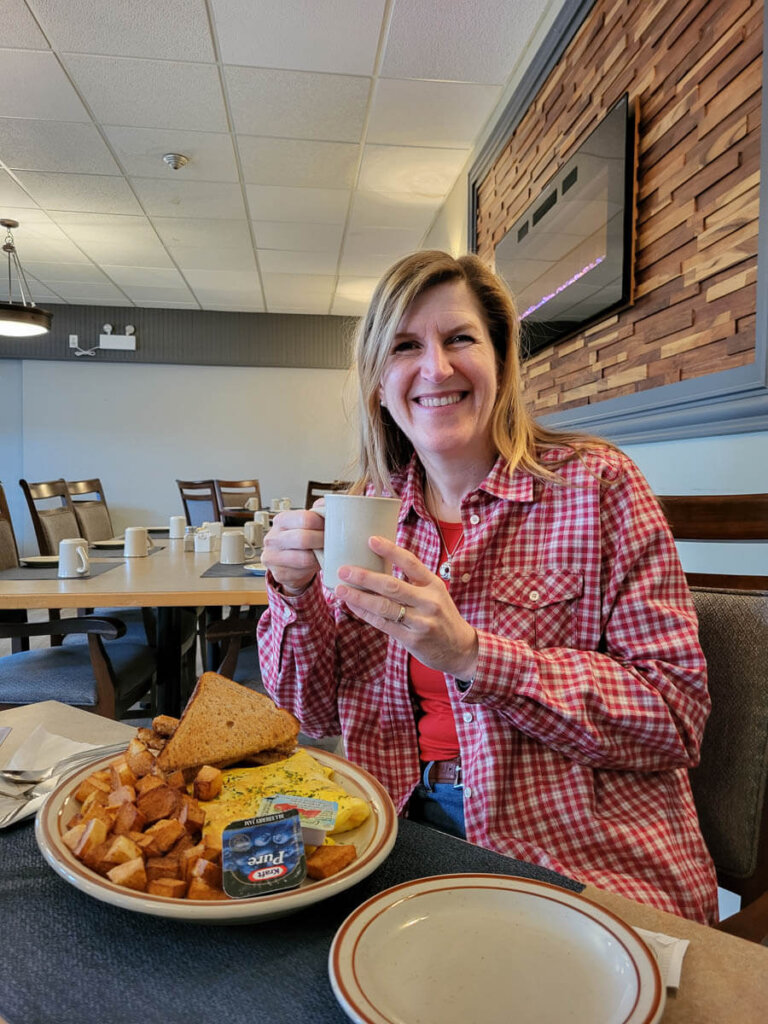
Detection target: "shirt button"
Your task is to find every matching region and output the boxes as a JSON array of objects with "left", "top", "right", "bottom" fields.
[
  {"left": 469, "top": 514, "right": 480, "bottom": 525},
  {"left": 528, "top": 589, "right": 540, "bottom": 602},
  {"left": 462, "top": 711, "right": 473, "bottom": 723},
  {"left": 461, "top": 572, "right": 471, "bottom": 583},
  {"left": 463, "top": 786, "right": 472, "bottom": 798}
]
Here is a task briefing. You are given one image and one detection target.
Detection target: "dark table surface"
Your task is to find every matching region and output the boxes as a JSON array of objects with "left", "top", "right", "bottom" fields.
[{"left": 0, "top": 816, "right": 582, "bottom": 1024}]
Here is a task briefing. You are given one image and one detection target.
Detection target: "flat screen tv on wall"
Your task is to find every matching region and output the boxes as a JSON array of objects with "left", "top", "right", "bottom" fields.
[{"left": 494, "top": 93, "right": 637, "bottom": 358}]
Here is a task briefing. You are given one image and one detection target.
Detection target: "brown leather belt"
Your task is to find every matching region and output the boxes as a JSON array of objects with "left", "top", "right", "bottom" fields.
[{"left": 421, "top": 756, "right": 462, "bottom": 787}]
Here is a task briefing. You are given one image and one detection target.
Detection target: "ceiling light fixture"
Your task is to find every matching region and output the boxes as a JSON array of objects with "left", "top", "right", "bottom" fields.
[
  {"left": 162, "top": 153, "right": 189, "bottom": 170},
  {"left": 0, "top": 219, "right": 52, "bottom": 338}
]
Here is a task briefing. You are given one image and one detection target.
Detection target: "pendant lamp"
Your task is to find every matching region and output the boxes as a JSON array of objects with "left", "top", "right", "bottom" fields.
[{"left": 0, "top": 218, "right": 52, "bottom": 337}]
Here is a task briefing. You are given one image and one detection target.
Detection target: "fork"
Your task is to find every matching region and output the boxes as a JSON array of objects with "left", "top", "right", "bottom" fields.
[
  {"left": 0, "top": 775, "right": 65, "bottom": 828},
  {"left": 0, "top": 741, "right": 129, "bottom": 783}
]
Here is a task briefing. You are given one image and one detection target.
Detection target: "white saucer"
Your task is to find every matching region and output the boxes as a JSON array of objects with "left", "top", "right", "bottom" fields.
[
  {"left": 20, "top": 555, "right": 59, "bottom": 566},
  {"left": 329, "top": 874, "right": 664, "bottom": 1024}
]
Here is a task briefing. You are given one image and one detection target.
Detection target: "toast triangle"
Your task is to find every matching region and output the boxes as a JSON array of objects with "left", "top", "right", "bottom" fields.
[{"left": 156, "top": 672, "right": 299, "bottom": 772}]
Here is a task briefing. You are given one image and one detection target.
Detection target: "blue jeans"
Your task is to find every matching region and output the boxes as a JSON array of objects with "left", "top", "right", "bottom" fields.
[{"left": 407, "top": 763, "right": 466, "bottom": 840}]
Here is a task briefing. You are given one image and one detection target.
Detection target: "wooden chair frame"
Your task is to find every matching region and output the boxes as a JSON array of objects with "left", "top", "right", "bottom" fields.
[
  {"left": 176, "top": 479, "right": 221, "bottom": 526},
  {"left": 305, "top": 479, "right": 351, "bottom": 510},
  {"left": 214, "top": 479, "right": 262, "bottom": 513},
  {"left": 66, "top": 477, "right": 114, "bottom": 542},
  {"left": 18, "top": 477, "right": 79, "bottom": 556}
]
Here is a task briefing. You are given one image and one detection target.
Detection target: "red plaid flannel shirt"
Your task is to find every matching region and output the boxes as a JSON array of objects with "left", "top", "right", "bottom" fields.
[{"left": 258, "top": 447, "right": 719, "bottom": 923}]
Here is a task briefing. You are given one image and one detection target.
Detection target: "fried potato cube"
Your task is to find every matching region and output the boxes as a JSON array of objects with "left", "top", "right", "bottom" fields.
[
  {"left": 109, "top": 760, "right": 137, "bottom": 789},
  {"left": 186, "top": 877, "right": 226, "bottom": 901},
  {"left": 144, "top": 817, "right": 185, "bottom": 853},
  {"left": 193, "top": 765, "right": 222, "bottom": 801},
  {"left": 177, "top": 794, "right": 206, "bottom": 834},
  {"left": 74, "top": 772, "right": 111, "bottom": 803},
  {"left": 306, "top": 843, "right": 357, "bottom": 880},
  {"left": 136, "top": 727, "right": 166, "bottom": 751},
  {"left": 137, "top": 785, "right": 181, "bottom": 823},
  {"left": 168, "top": 831, "right": 197, "bottom": 858},
  {"left": 80, "top": 801, "right": 118, "bottom": 831},
  {"left": 147, "top": 877, "right": 188, "bottom": 898},
  {"left": 107, "top": 784, "right": 137, "bottom": 807},
  {"left": 84, "top": 841, "right": 114, "bottom": 875},
  {"left": 166, "top": 770, "right": 187, "bottom": 791},
  {"left": 62, "top": 822, "right": 87, "bottom": 853},
  {"left": 125, "top": 738, "right": 155, "bottom": 778},
  {"left": 151, "top": 714, "right": 179, "bottom": 737},
  {"left": 102, "top": 835, "right": 143, "bottom": 866},
  {"left": 127, "top": 830, "right": 161, "bottom": 856},
  {"left": 80, "top": 789, "right": 108, "bottom": 814},
  {"left": 107, "top": 856, "right": 147, "bottom": 892},
  {"left": 135, "top": 774, "right": 166, "bottom": 797},
  {"left": 189, "top": 857, "right": 222, "bottom": 888},
  {"left": 112, "top": 802, "right": 147, "bottom": 836},
  {"left": 146, "top": 855, "right": 181, "bottom": 881},
  {"left": 73, "top": 817, "right": 107, "bottom": 858},
  {"left": 180, "top": 841, "right": 220, "bottom": 879}
]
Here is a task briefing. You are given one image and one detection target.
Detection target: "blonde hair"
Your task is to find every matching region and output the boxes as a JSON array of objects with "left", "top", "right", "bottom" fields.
[{"left": 351, "top": 250, "right": 611, "bottom": 495}]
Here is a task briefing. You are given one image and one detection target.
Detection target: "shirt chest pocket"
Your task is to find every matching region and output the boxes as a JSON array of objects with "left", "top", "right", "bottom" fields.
[{"left": 491, "top": 570, "right": 584, "bottom": 649}]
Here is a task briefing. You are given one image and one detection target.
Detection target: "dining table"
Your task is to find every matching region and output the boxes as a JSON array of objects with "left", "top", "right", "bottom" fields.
[
  {"left": 0, "top": 705, "right": 766, "bottom": 1023},
  {"left": 0, "top": 538, "right": 268, "bottom": 716}
]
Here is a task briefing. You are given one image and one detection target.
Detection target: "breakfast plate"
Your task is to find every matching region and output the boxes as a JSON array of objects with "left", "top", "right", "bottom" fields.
[
  {"left": 89, "top": 539, "right": 124, "bottom": 548},
  {"left": 20, "top": 555, "right": 59, "bottom": 566},
  {"left": 36, "top": 747, "right": 397, "bottom": 923},
  {"left": 243, "top": 562, "right": 266, "bottom": 575},
  {"left": 329, "top": 874, "right": 665, "bottom": 1024}
]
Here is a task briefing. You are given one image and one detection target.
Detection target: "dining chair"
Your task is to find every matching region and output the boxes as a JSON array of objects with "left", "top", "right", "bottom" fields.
[
  {"left": 214, "top": 478, "right": 262, "bottom": 513},
  {"left": 0, "top": 484, "right": 157, "bottom": 719},
  {"left": 66, "top": 477, "right": 114, "bottom": 542},
  {"left": 176, "top": 479, "right": 221, "bottom": 527},
  {"left": 658, "top": 492, "right": 768, "bottom": 943},
  {"left": 304, "top": 479, "right": 351, "bottom": 510}
]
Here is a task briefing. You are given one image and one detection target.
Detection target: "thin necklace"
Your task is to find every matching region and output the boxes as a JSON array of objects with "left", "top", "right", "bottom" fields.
[{"left": 427, "top": 480, "right": 464, "bottom": 581}]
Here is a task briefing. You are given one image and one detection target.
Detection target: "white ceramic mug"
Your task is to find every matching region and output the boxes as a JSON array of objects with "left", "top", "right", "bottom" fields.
[
  {"left": 169, "top": 515, "right": 186, "bottom": 539},
  {"left": 220, "top": 529, "right": 257, "bottom": 565},
  {"left": 58, "top": 537, "right": 90, "bottom": 578},
  {"left": 245, "top": 497, "right": 260, "bottom": 511},
  {"left": 244, "top": 520, "right": 264, "bottom": 547},
  {"left": 270, "top": 497, "right": 281, "bottom": 513},
  {"left": 280, "top": 497, "right": 292, "bottom": 510},
  {"left": 124, "top": 526, "right": 151, "bottom": 558},
  {"left": 315, "top": 494, "right": 400, "bottom": 590},
  {"left": 254, "top": 510, "right": 271, "bottom": 529}
]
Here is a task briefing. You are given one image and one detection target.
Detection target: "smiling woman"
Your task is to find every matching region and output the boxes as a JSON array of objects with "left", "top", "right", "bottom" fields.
[{"left": 257, "top": 250, "right": 720, "bottom": 926}]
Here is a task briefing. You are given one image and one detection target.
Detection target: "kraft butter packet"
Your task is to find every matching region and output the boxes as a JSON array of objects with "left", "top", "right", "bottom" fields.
[
  {"left": 221, "top": 810, "right": 306, "bottom": 899},
  {"left": 258, "top": 793, "right": 338, "bottom": 847}
]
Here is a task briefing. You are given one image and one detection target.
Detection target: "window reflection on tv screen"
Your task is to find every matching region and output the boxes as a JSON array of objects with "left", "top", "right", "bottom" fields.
[{"left": 494, "top": 94, "right": 635, "bottom": 358}]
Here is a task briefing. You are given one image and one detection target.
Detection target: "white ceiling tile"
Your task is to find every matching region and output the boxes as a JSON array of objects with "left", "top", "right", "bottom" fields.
[
  {"left": 10, "top": 233, "right": 90, "bottom": 263},
  {"left": 193, "top": 290, "right": 265, "bottom": 311},
  {"left": 367, "top": 79, "right": 501, "bottom": 148},
  {"left": 101, "top": 266, "right": 188, "bottom": 288},
  {"left": 338, "top": 250, "right": 403, "bottom": 277},
  {"left": 130, "top": 179, "right": 246, "bottom": 219},
  {"left": 27, "top": 0, "right": 215, "bottom": 61},
  {"left": 5, "top": 0, "right": 50, "bottom": 48},
  {"left": 137, "top": 300, "right": 201, "bottom": 309},
  {"left": 0, "top": 49, "right": 89, "bottom": 120},
  {"left": 49, "top": 281, "right": 130, "bottom": 302},
  {"left": 183, "top": 269, "right": 261, "bottom": 291},
  {"left": 12, "top": 171, "right": 143, "bottom": 215},
  {"left": 119, "top": 283, "right": 196, "bottom": 303},
  {"left": 48, "top": 212, "right": 174, "bottom": 266},
  {"left": 254, "top": 221, "right": 344, "bottom": 252},
  {"left": 382, "top": 0, "right": 545, "bottom": 85},
  {"left": 62, "top": 55, "right": 227, "bottom": 131},
  {"left": 238, "top": 137, "right": 359, "bottom": 188},
  {"left": 262, "top": 273, "right": 334, "bottom": 311},
  {"left": 168, "top": 245, "right": 256, "bottom": 272},
  {"left": 226, "top": 67, "right": 369, "bottom": 142},
  {"left": 212, "top": 0, "right": 385, "bottom": 75},
  {"left": 23, "top": 283, "right": 65, "bottom": 303},
  {"left": 48, "top": 211, "right": 154, "bottom": 241},
  {"left": 246, "top": 185, "right": 350, "bottom": 224},
  {"left": 0, "top": 118, "right": 120, "bottom": 174},
  {"left": 343, "top": 226, "right": 425, "bottom": 259},
  {"left": 258, "top": 250, "right": 339, "bottom": 275},
  {"left": 152, "top": 217, "right": 251, "bottom": 248},
  {"left": 25, "top": 260, "right": 108, "bottom": 284},
  {"left": 358, "top": 144, "right": 469, "bottom": 197},
  {"left": 103, "top": 127, "right": 239, "bottom": 182},
  {"left": 348, "top": 190, "right": 442, "bottom": 232},
  {"left": 0, "top": 172, "right": 41, "bottom": 209},
  {"left": 200, "top": 301, "right": 265, "bottom": 312}
]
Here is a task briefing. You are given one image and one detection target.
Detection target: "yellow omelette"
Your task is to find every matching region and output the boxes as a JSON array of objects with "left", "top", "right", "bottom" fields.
[{"left": 197, "top": 748, "right": 370, "bottom": 845}]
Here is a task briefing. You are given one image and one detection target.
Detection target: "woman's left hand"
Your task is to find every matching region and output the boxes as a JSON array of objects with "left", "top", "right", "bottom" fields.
[{"left": 334, "top": 535, "right": 478, "bottom": 680}]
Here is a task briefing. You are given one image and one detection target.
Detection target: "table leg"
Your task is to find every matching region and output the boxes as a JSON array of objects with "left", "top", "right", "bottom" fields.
[{"left": 155, "top": 608, "right": 199, "bottom": 716}]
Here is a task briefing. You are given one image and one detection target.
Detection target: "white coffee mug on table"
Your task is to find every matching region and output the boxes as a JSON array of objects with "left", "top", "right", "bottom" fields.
[
  {"left": 245, "top": 497, "right": 260, "bottom": 511},
  {"left": 220, "top": 529, "right": 256, "bottom": 565},
  {"left": 58, "top": 538, "right": 90, "bottom": 578},
  {"left": 169, "top": 515, "right": 186, "bottom": 539},
  {"left": 315, "top": 494, "right": 400, "bottom": 591},
  {"left": 270, "top": 497, "right": 281, "bottom": 513},
  {"left": 254, "top": 510, "right": 271, "bottom": 530},
  {"left": 244, "top": 520, "right": 264, "bottom": 547},
  {"left": 124, "top": 526, "right": 151, "bottom": 557}
]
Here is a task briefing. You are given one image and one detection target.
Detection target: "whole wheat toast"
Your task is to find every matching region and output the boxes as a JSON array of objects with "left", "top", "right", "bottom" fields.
[{"left": 156, "top": 672, "right": 299, "bottom": 773}]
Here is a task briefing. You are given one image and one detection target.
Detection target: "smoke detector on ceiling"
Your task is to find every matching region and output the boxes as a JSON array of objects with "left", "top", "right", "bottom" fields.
[{"left": 162, "top": 153, "right": 189, "bottom": 171}]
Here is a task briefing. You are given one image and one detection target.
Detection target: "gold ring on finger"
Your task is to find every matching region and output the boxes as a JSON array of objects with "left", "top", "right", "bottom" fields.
[{"left": 395, "top": 604, "right": 407, "bottom": 625}]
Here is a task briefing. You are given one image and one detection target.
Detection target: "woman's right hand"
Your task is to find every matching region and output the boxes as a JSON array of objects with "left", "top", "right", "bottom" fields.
[{"left": 260, "top": 507, "right": 325, "bottom": 595}]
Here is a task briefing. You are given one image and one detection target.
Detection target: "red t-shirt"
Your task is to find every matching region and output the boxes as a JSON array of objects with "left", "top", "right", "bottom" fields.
[{"left": 409, "top": 519, "right": 463, "bottom": 761}]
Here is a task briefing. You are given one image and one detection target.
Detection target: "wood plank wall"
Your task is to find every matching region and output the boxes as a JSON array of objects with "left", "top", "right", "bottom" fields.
[{"left": 476, "top": 0, "right": 762, "bottom": 414}]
